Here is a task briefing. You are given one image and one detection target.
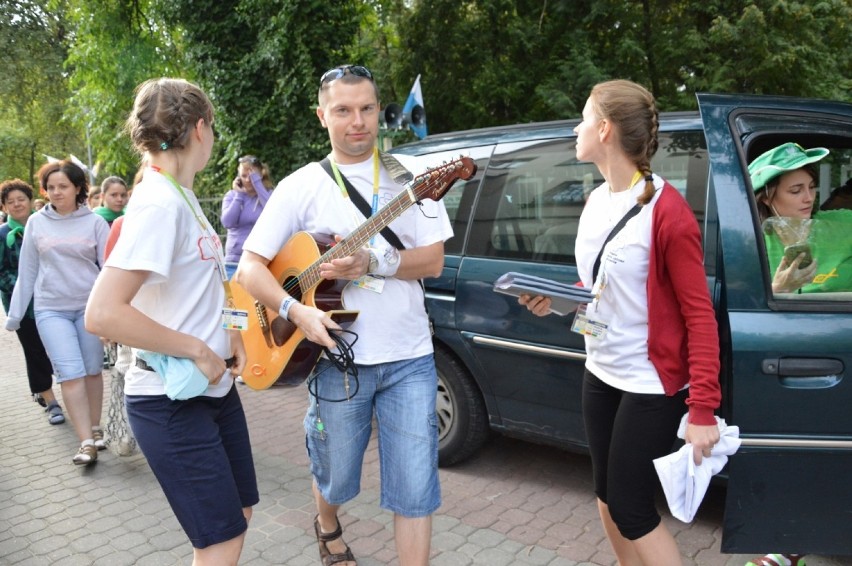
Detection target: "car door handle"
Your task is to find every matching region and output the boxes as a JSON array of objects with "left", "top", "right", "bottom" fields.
[{"left": 762, "top": 357, "right": 844, "bottom": 377}]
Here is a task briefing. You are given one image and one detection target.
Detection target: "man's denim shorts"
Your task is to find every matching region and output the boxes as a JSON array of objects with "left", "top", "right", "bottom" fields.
[
  {"left": 126, "top": 385, "right": 259, "bottom": 548},
  {"left": 304, "top": 354, "right": 441, "bottom": 517}
]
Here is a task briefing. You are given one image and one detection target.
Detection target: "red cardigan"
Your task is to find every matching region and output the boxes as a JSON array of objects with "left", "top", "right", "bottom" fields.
[{"left": 647, "top": 184, "right": 721, "bottom": 425}]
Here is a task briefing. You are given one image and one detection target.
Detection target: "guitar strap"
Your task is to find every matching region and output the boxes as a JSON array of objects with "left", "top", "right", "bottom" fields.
[
  {"left": 319, "top": 154, "right": 410, "bottom": 251},
  {"left": 319, "top": 153, "right": 434, "bottom": 335}
]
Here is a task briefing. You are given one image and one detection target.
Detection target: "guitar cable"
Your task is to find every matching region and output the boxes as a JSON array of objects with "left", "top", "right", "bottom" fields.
[{"left": 307, "top": 328, "right": 360, "bottom": 403}]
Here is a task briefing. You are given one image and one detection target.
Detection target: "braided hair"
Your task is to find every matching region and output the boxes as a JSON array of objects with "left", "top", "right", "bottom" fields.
[
  {"left": 126, "top": 78, "right": 213, "bottom": 156},
  {"left": 590, "top": 80, "right": 659, "bottom": 205}
]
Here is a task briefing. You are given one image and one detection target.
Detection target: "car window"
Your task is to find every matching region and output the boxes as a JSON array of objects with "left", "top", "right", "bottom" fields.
[
  {"left": 412, "top": 145, "right": 494, "bottom": 255},
  {"left": 467, "top": 131, "right": 709, "bottom": 263},
  {"left": 756, "top": 143, "right": 852, "bottom": 301}
]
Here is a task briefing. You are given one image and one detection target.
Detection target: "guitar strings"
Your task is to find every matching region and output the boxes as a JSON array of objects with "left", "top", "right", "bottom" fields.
[
  {"left": 287, "top": 170, "right": 455, "bottom": 403},
  {"left": 279, "top": 172, "right": 449, "bottom": 298}
]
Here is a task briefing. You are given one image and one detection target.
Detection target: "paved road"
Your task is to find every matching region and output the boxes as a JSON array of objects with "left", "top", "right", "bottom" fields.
[{"left": 1, "top": 315, "right": 849, "bottom": 565}]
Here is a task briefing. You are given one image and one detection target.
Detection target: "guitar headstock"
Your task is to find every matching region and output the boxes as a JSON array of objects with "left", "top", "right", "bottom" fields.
[{"left": 411, "top": 156, "right": 477, "bottom": 202}]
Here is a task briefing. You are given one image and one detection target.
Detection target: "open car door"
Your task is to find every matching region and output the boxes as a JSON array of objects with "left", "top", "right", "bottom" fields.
[{"left": 698, "top": 93, "right": 852, "bottom": 554}]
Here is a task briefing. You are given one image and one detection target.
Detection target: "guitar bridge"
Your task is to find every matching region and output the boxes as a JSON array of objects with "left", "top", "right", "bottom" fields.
[{"left": 254, "top": 301, "right": 272, "bottom": 347}]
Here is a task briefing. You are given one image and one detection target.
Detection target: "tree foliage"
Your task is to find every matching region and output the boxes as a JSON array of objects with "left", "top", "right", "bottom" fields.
[
  {"left": 61, "top": 0, "right": 184, "bottom": 182},
  {"left": 0, "top": 0, "right": 849, "bottom": 195},
  {"left": 0, "top": 0, "right": 78, "bottom": 185}
]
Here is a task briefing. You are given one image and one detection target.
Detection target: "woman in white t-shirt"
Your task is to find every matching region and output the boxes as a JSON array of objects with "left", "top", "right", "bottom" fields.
[
  {"left": 85, "top": 78, "right": 257, "bottom": 564},
  {"left": 521, "top": 79, "right": 721, "bottom": 565}
]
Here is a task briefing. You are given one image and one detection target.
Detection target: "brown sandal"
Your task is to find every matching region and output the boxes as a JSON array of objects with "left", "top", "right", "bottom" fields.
[{"left": 313, "top": 515, "right": 356, "bottom": 565}]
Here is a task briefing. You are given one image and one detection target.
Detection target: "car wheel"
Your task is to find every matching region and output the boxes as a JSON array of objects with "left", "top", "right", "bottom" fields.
[{"left": 434, "top": 345, "right": 489, "bottom": 466}]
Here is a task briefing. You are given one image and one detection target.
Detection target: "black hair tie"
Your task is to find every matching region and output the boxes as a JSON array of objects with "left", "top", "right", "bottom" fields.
[{"left": 645, "top": 173, "right": 654, "bottom": 182}]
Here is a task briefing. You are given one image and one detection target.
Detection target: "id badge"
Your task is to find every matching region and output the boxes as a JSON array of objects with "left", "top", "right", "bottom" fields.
[
  {"left": 570, "top": 304, "right": 608, "bottom": 340},
  {"left": 221, "top": 308, "right": 249, "bottom": 331},
  {"left": 352, "top": 274, "right": 386, "bottom": 293}
]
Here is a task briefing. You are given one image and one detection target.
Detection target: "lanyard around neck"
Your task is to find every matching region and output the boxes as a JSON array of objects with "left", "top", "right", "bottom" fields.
[
  {"left": 148, "top": 166, "right": 235, "bottom": 304},
  {"left": 329, "top": 147, "right": 381, "bottom": 245}
]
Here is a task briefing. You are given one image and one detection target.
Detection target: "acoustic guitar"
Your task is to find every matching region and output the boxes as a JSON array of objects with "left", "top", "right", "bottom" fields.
[{"left": 231, "top": 156, "right": 476, "bottom": 389}]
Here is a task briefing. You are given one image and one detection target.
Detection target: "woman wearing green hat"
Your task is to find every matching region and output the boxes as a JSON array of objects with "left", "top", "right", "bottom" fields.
[{"left": 751, "top": 142, "right": 852, "bottom": 295}]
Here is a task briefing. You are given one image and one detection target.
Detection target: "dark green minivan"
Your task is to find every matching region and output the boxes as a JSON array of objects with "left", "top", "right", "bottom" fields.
[{"left": 393, "top": 93, "right": 852, "bottom": 554}]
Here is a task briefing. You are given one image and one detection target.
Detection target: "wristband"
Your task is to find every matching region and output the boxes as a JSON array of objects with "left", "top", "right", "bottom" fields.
[
  {"left": 368, "top": 247, "right": 400, "bottom": 277},
  {"left": 279, "top": 296, "right": 298, "bottom": 321}
]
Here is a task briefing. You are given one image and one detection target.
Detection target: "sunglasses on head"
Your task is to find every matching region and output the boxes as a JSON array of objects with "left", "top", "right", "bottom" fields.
[
  {"left": 238, "top": 156, "right": 260, "bottom": 166},
  {"left": 320, "top": 65, "right": 373, "bottom": 86}
]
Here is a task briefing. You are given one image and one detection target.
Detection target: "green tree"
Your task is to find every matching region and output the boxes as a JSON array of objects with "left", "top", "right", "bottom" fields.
[
  {"left": 61, "top": 0, "right": 184, "bottom": 183},
  {"left": 0, "top": 0, "right": 81, "bottom": 185},
  {"left": 158, "top": 0, "right": 365, "bottom": 193},
  {"left": 681, "top": 0, "right": 852, "bottom": 101}
]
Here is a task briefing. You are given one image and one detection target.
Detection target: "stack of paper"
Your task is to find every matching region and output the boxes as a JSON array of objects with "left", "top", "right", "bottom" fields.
[{"left": 493, "top": 272, "right": 593, "bottom": 316}]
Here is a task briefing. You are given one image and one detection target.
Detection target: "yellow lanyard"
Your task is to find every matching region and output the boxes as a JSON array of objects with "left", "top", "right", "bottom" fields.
[
  {"left": 149, "top": 167, "right": 236, "bottom": 306},
  {"left": 329, "top": 147, "right": 381, "bottom": 245},
  {"left": 628, "top": 171, "right": 644, "bottom": 190}
]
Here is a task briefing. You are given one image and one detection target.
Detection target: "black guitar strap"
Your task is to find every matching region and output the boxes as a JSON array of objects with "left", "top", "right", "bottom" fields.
[
  {"left": 319, "top": 156, "right": 407, "bottom": 251},
  {"left": 319, "top": 155, "right": 434, "bottom": 335}
]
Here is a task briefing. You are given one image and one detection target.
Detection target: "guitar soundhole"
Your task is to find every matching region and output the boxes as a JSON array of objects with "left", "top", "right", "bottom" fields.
[{"left": 282, "top": 276, "right": 303, "bottom": 302}]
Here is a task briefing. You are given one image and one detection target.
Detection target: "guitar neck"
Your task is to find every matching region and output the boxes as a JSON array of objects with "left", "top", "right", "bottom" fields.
[{"left": 299, "top": 188, "right": 417, "bottom": 290}]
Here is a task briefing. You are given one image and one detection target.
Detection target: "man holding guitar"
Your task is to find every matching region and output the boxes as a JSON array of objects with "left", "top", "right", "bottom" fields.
[{"left": 234, "top": 65, "right": 455, "bottom": 566}]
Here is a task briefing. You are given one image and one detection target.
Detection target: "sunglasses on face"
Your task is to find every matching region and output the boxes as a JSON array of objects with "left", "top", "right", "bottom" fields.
[{"left": 320, "top": 65, "right": 373, "bottom": 86}]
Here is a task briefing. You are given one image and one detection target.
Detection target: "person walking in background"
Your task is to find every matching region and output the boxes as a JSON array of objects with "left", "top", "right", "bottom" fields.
[
  {"left": 93, "top": 176, "right": 129, "bottom": 227},
  {"left": 0, "top": 178, "right": 65, "bottom": 425},
  {"left": 235, "top": 64, "right": 451, "bottom": 566},
  {"left": 4, "top": 161, "right": 109, "bottom": 465},
  {"left": 220, "top": 155, "right": 272, "bottom": 280},
  {"left": 86, "top": 77, "right": 257, "bottom": 565},
  {"left": 520, "top": 79, "right": 721, "bottom": 565},
  {"left": 86, "top": 184, "right": 102, "bottom": 210},
  {"left": 33, "top": 198, "right": 46, "bottom": 211}
]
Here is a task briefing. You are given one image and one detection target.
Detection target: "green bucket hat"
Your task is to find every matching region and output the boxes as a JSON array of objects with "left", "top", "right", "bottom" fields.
[{"left": 749, "top": 142, "right": 829, "bottom": 192}]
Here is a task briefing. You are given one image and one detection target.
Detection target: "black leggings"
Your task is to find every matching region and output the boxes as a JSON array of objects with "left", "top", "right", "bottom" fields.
[
  {"left": 15, "top": 317, "right": 54, "bottom": 395},
  {"left": 582, "top": 369, "right": 687, "bottom": 540}
]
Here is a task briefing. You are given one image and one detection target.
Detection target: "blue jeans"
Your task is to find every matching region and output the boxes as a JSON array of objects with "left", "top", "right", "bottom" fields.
[
  {"left": 304, "top": 354, "right": 441, "bottom": 517},
  {"left": 35, "top": 309, "right": 103, "bottom": 382}
]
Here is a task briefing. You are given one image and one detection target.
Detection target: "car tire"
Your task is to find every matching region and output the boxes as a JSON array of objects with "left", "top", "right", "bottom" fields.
[{"left": 435, "top": 345, "right": 489, "bottom": 466}]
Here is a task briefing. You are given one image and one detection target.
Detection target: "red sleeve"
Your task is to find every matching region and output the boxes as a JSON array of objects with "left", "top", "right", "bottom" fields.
[
  {"left": 104, "top": 216, "right": 124, "bottom": 262},
  {"left": 651, "top": 186, "right": 721, "bottom": 425}
]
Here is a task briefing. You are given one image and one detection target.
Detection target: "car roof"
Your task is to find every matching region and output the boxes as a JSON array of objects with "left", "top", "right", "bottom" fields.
[{"left": 392, "top": 111, "right": 703, "bottom": 155}]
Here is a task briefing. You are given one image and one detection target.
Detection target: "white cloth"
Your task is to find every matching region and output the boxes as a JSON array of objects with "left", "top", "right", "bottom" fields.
[
  {"left": 653, "top": 414, "right": 741, "bottom": 522},
  {"left": 242, "top": 153, "right": 453, "bottom": 365},
  {"left": 105, "top": 171, "right": 232, "bottom": 397}
]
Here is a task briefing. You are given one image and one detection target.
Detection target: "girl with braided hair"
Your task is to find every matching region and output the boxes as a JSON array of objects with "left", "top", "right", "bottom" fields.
[
  {"left": 86, "top": 78, "right": 257, "bottom": 564},
  {"left": 521, "top": 79, "right": 721, "bottom": 564}
]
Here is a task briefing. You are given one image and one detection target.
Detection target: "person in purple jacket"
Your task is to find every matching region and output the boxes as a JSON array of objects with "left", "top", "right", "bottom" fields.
[{"left": 220, "top": 155, "right": 273, "bottom": 279}]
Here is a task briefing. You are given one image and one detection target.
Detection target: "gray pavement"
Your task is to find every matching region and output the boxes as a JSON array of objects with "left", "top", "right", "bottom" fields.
[{"left": 1, "top": 316, "right": 850, "bottom": 565}]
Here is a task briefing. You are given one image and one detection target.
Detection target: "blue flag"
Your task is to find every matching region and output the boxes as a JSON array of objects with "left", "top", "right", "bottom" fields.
[{"left": 402, "top": 74, "right": 428, "bottom": 139}]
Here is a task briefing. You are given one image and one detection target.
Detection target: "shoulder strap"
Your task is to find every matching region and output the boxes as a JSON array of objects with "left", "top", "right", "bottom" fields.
[
  {"left": 592, "top": 203, "right": 642, "bottom": 282},
  {"left": 319, "top": 157, "right": 406, "bottom": 250}
]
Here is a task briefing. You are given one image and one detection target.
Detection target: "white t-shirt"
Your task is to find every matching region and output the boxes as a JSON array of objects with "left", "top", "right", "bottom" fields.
[
  {"left": 575, "top": 175, "right": 663, "bottom": 394},
  {"left": 106, "top": 171, "right": 233, "bottom": 397},
  {"left": 243, "top": 153, "right": 453, "bottom": 365}
]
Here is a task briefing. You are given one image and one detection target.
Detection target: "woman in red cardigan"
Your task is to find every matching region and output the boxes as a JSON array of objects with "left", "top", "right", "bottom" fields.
[{"left": 521, "top": 79, "right": 721, "bottom": 565}]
